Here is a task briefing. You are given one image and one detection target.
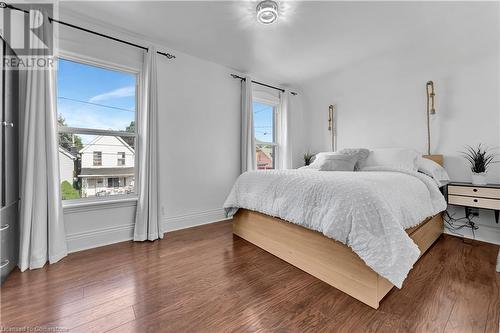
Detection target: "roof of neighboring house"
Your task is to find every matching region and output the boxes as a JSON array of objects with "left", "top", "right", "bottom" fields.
[
  {"left": 79, "top": 135, "right": 135, "bottom": 154},
  {"left": 59, "top": 147, "right": 76, "bottom": 160},
  {"left": 78, "top": 167, "right": 135, "bottom": 177},
  {"left": 256, "top": 145, "right": 273, "bottom": 161}
]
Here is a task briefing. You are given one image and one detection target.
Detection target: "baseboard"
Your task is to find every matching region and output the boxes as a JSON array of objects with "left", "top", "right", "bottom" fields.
[
  {"left": 66, "top": 208, "right": 230, "bottom": 253},
  {"left": 66, "top": 224, "right": 135, "bottom": 253},
  {"left": 163, "top": 208, "right": 230, "bottom": 232}
]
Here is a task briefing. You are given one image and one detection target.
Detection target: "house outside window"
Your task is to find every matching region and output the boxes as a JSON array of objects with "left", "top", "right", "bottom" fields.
[
  {"left": 93, "top": 151, "right": 102, "bottom": 166},
  {"left": 253, "top": 96, "right": 280, "bottom": 169},
  {"left": 56, "top": 58, "right": 137, "bottom": 200}
]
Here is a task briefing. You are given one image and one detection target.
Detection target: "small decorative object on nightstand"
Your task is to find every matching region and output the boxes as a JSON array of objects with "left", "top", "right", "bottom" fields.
[
  {"left": 461, "top": 144, "right": 497, "bottom": 186},
  {"left": 447, "top": 182, "right": 500, "bottom": 224},
  {"left": 304, "top": 152, "right": 316, "bottom": 166}
]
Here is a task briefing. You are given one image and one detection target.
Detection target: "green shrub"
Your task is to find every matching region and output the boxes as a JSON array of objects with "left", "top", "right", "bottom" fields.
[{"left": 61, "top": 181, "right": 80, "bottom": 200}]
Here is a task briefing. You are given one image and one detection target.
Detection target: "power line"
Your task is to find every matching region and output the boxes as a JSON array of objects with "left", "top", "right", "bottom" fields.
[{"left": 58, "top": 96, "right": 136, "bottom": 113}]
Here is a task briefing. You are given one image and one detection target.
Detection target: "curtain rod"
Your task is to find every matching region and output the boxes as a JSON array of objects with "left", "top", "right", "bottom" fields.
[
  {"left": 231, "top": 74, "right": 298, "bottom": 96},
  {"left": 0, "top": 2, "right": 175, "bottom": 59}
]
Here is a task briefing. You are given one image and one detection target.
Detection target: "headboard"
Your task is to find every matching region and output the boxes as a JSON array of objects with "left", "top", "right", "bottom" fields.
[{"left": 423, "top": 154, "right": 443, "bottom": 166}]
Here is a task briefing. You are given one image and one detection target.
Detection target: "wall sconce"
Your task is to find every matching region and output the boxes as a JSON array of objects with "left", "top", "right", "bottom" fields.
[
  {"left": 328, "top": 105, "right": 337, "bottom": 152},
  {"left": 426, "top": 81, "right": 436, "bottom": 155}
]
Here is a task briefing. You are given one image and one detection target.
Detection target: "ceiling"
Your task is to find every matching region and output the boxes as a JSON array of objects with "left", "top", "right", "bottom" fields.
[{"left": 61, "top": 1, "right": 499, "bottom": 87}]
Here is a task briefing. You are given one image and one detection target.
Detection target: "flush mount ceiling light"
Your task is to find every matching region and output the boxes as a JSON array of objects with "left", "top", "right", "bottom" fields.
[{"left": 256, "top": 0, "right": 279, "bottom": 24}]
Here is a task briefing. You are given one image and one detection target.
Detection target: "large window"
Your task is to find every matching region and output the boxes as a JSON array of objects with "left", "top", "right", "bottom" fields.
[
  {"left": 253, "top": 100, "right": 278, "bottom": 169},
  {"left": 57, "top": 58, "right": 137, "bottom": 200}
]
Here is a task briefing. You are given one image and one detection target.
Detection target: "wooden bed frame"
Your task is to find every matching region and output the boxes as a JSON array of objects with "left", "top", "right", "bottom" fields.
[{"left": 232, "top": 155, "right": 444, "bottom": 309}]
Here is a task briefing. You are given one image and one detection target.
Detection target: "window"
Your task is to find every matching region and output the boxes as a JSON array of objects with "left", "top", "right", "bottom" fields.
[
  {"left": 57, "top": 58, "right": 137, "bottom": 200},
  {"left": 107, "top": 177, "right": 120, "bottom": 188},
  {"left": 117, "top": 152, "right": 125, "bottom": 166},
  {"left": 93, "top": 151, "right": 102, "bottom": 166},
  {"left": 253, "top": 100, "right": 278, "bottom": 169}
]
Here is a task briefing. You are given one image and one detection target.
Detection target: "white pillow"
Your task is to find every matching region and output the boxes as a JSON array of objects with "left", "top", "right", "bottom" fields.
[
  {"left": 318, "top": 154, "right": 358, "bottom": 171},
  {"left": 308, "top": 152, "right": 336, "bottom": 168},
  {"left": 417, "top": 157, "right": 450, "bottom": 186},
  {"left": 338, "top": 148, "right": 370, "bottom": 170},
  {"left": 358, "top": 148, "right": 419, "bottom": 172},
  {"left": 309, "top": 149, "right": 369, "bottom": 170}
]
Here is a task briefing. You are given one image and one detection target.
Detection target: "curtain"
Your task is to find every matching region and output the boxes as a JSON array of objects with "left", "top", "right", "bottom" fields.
[
  {"left": 241, "top": 77, "right": 255, "bottom": 173},
  {"left": 134, "top": 46, "right": 161, "bottom": 241},
  {"left": 279, "top": 91, "right": 293, "bottom": 169},
  {"left": 19, "top": 10, "right": 67, "bottom": 271}
]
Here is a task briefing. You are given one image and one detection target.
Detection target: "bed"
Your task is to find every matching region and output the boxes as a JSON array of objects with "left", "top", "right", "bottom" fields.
[{"left": 225, "top": 155, "right": 446, "bottom": 309}]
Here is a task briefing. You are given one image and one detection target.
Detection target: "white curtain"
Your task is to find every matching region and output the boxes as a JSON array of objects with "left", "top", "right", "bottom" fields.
[
  {"left": 241, "top": 77, "right": 255, "bottom": 173},
  {"left": 134, "top": 46, "right": 161, "bottom": 241},
  {"left": 278, "top": 91, "right": 293, "bottom": 169},
  {"left": 19, "top": 10, "right": 67, "bottom": 271}
]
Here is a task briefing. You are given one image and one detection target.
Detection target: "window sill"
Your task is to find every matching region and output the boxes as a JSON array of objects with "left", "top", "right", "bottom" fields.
[{"left": 63, "top": 195, "right": 138, "bottom": 214}]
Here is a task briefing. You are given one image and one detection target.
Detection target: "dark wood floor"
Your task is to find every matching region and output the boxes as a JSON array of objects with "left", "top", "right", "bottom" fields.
[{"left": 1, "top": 220, "right": 499, "bottom": 333}]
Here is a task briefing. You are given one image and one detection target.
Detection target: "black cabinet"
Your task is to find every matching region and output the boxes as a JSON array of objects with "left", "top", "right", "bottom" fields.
[{"left": 1, "top": 38, "right": 20, "bottom": 284}]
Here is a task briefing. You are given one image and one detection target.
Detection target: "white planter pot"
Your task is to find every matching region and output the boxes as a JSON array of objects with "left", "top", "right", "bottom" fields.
[{"left": 471, "top": 172, "right": 487, "bottom": 185}]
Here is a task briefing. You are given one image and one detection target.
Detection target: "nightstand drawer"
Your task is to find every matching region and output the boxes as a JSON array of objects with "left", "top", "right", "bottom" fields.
[
  {"left": 448, "top": 195, "right": 500, "bottom": 210},
  {"left": 448, "top": 185, "right": 500, "bottom": 199}
]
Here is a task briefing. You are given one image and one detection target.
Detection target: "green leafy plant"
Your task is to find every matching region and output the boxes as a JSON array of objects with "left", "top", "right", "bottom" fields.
[
  {"left": 461, "top": 144, "right": 497, "bottom": 174},
  {"left": 304, "top": 152, "right": 316, "bottom": 166},
  {"left": 61, "top": 181, "right": 80, "bottom": 200}
]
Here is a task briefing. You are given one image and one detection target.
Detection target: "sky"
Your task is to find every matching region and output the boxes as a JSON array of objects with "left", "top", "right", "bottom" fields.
[
  {"left": 253, "top": 101, "right": 274, "bottom": 143},
  {"left": 56, "top": 58, "right": 136, "bottom": 143}
]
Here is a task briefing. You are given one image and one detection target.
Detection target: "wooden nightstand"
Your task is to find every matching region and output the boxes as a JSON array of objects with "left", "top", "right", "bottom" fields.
[
  {"left": 447, "top": 182, "right": 500, "bottom": 224},
  {"left": 447, "top": 182, "right": 500, "bottom": 273}
]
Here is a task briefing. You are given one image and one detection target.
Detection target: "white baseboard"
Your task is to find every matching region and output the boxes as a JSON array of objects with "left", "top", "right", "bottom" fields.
[
  {"left": 163, "top": 208, "right": 230, "bottom": 232},
  {"left": 66, "top": 208, "right": 230, "bottom": 253},
  {"left": 66, "top": 224, "right": 135, "bottom": 253}
]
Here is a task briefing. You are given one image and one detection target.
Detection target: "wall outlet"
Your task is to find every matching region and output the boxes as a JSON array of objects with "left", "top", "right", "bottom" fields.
[{"left": 161, "top": 206, "right": 165, "bottom": 216}]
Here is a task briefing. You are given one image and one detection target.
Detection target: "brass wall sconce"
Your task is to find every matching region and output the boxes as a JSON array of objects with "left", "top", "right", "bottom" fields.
[
  {"left": 328, "top": 105, "right": 337, "bottom": 152},
  {"left": 426, "top": 81, "right": 436, "bottom": 155}
]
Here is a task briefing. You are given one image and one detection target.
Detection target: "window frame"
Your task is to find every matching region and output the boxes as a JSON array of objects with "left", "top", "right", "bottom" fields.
[
  {"left": 93, "top": 151, "right": 102, "bottom": 166},
  {"left": 56, "top": 54, "right": 140, "bottom": 205},
  {"left": 117, "top": 152, "right": 126, "bottom": 166},
  {"left": 253, "top": 95, "right": 281, "bottom": 169}
]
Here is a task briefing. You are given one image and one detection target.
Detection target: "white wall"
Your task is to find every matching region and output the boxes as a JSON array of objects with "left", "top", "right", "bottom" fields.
[
  {"left": 301, "top": 2, "right": 500, "bottom": 244},
  {"left": 156, "top": 46, "right": 240, "bottom": 223}
]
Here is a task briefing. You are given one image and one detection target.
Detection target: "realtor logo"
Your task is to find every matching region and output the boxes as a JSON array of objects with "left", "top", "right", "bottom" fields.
[
  {"left": 1, "top": 2, "right": 53, "bottom": 55},
  {"left": 1, "top": 2, "right": 54, "bottom": 69}
]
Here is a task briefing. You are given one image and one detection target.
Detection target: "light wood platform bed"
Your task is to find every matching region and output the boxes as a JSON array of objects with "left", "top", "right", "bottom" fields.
[{"left": 232, "top": 155, "right": 444, "bottom": 309}]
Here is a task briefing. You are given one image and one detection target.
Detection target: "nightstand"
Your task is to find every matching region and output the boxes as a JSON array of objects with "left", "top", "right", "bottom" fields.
[
  {"left": 447, "top": 182, "right": 500, "bottom": 273},
  {"left": 447, "top": 182, "right": 500, "bottom": 224}
]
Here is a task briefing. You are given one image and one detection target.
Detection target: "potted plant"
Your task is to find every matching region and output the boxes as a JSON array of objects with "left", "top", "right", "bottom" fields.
[
  {"left": 461, "top": 144, "right": 497, "bottom": 185},
  {"left": 304, "top": 152, "right": 316, "bottom": 166}
]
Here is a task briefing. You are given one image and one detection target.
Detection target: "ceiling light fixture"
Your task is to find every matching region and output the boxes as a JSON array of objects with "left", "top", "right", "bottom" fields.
[{"left": 256, "top": 0, "right": 279, "bottom": 25}]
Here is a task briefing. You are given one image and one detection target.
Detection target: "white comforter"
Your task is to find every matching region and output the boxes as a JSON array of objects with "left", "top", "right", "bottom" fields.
[{"left": 223, "top": 168, "right": 447, "bottom": 288}]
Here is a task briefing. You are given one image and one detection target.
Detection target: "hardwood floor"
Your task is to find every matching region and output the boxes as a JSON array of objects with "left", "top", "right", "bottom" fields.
[{"left": 1, "top": 220, "right": 499, "bottom": 333}]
